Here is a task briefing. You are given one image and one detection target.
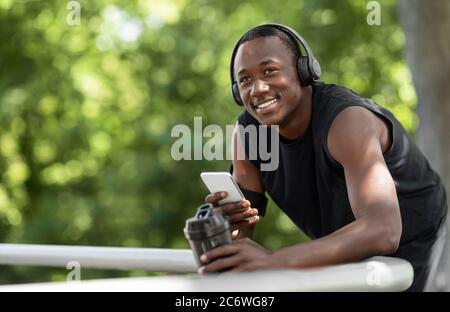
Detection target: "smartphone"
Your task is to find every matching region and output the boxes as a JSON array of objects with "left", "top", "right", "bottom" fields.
[
  {"left": 201, "top": 172, "right": 257, "bottom": 222},
  {"left": 200, "top": 172, "right": 245, "bottom": 205}
]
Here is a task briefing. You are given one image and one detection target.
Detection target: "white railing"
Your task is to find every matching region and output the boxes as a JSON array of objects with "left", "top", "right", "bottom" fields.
[
  {"left": 0, "top": 244, "right": 414, "bottom": 291},
  {"left": 0, "top": 244, "right": 196, "bottom": 272}
]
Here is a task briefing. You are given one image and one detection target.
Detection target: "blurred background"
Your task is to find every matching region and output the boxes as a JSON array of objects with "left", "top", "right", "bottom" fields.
[{"left": 0, "top": 0, "right": 449, "bottom": 286}]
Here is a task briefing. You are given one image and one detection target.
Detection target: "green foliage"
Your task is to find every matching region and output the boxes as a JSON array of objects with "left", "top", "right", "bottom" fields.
[{"left": 0, "top": 0, "right": 416, "bottom": 283}]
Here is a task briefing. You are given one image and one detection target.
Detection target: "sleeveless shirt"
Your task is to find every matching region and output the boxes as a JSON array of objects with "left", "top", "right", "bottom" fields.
[{"left": 236, "top": 81, "right": 447, "bottom": 291}]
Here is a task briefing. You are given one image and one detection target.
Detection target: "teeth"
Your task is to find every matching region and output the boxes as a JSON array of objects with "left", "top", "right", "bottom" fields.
[{"left": 257, "top": 98, "right": 277, "bottom": 109}]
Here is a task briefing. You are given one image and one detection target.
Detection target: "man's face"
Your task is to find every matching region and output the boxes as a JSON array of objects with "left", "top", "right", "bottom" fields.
[{"left": 234, "top": 36, "right": 303, "bottom": 127}]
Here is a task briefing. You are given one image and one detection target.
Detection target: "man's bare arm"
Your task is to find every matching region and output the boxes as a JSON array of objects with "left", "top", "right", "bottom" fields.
[
  {"left": 269, "top": 106, "right": 402, "bottom": 268},
  {"left": 232, "top": 123, "right": 265, "bottom": 239}
]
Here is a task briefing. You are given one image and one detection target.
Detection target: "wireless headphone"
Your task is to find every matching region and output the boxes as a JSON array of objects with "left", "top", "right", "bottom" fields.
[{"left": 230, "top": 23, "right": 321, "bottom": 106}]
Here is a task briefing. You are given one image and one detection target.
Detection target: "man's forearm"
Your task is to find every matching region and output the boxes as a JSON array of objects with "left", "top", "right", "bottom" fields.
[{"left": 270, "top": 216, "right": 400, "bottom": 269}]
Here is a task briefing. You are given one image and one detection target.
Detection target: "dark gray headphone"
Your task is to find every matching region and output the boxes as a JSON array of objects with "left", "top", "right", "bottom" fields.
[{"left": 230, "top": 23, "right": 321, "bottom": 106}]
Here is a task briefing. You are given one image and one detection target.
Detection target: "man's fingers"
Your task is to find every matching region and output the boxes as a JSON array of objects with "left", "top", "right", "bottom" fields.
[
  {"left": 204, "top": 195, "right": 260, "bottom": 229},
  {"left": 205, "top": 191, "right": 228, "bottom": 204},
  {"left": 199, "top": 244, "right": 242, "bottom": 273},
  {"left": 230, "top": 215, "right": 260, "bottom": 232},
  {"left": 200, "top": 244, "right": 237, "bottom": 265},
  {"left": 221, "top": 200, "right": 251, "bottom": 214},
  {"left": 204, "top": 196, "right": 255, "bottom": 217},
  {"left": 247, "top": 215, "right": 260, "bottom": 224},
  {"left": 220, "top": 203, "right": 247, "bottom": 215},
  {"left": 210, "top": 200, "right": 251, "bottom": 215},
  {"left": 201, "top": 255, "right": 241, "bottom": 273},
  {"left": 228, "top": 209, "right": 259, "bottom": 223}
]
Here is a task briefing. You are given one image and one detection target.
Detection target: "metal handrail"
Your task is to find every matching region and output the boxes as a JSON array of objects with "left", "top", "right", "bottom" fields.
[
  {"left": 0, "top": 244, "right": 196, "bottom": 272},
  {"left": 0, "top": 244, "right": 414, "bottom": 291}
]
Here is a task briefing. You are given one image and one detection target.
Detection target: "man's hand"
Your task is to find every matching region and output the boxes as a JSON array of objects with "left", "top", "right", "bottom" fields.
[
  {"left": 205, "top": 192, "right": 260, "bottom": 239},
  {"left": 198, "top": 238, "right": 274, "bottom": 273}
]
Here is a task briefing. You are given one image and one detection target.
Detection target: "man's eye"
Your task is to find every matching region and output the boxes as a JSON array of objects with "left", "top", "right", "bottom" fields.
[
  {"left": 239, "top": 77, "right": 250, "bottom": 84},
  {"left": 264, "top": 68, "right": 276, "bottom": 75}
]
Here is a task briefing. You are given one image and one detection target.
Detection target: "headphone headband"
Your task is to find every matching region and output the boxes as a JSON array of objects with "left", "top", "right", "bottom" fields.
[
  {"left": 265, "top": 23, "right": 319, "bottom": 75},
  {"left": 230, "top": 23, "right": 321, "bottom": 105}
]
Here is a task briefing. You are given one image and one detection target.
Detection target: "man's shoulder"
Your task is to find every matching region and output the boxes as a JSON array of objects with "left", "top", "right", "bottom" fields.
[
  {"left": 313, "top": 81, "right": 365, "bottom": 104},
  {"left": 312, "top": 81, "right": 389, "bottom": 123},
  {"left": 312, "top": 82, "right": 395, "bottom": 149}
]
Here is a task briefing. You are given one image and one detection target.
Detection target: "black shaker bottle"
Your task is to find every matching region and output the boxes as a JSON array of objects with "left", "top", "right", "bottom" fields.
[{"left": 184, "top": 203, "right": 232, "bottom": 267}]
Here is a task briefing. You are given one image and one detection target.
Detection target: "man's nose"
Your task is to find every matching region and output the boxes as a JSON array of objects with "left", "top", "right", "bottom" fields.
[{"left": 250, "top": 79, "right": 269, "bottom": 98}]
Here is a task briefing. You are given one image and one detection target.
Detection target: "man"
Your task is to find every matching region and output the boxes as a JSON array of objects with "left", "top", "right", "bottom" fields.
[{"left": 202, "top": 24, "right": 447, "bottom": 291}]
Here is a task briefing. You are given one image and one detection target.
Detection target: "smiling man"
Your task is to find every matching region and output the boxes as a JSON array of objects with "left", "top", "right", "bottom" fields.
[{"left": 203, "top": 24, "right": 447, "bottom": 292}]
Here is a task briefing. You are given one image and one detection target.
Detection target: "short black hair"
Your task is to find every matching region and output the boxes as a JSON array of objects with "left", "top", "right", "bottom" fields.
[
  {"left": 231, "top": 25, "right": 302, "bottom": 77},
  {"left": 239, "top": 25, "right": 301, "bottom": 59}
]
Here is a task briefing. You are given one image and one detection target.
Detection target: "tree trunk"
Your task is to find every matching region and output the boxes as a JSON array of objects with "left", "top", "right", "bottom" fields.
[{"left": 398, "top": 0, "right": 450, "bottom": 291}]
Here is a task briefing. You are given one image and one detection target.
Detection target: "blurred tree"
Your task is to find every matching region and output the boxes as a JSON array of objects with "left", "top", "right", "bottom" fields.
[{"left": 399, "top": 0, "right": 450, "bottom": 292}]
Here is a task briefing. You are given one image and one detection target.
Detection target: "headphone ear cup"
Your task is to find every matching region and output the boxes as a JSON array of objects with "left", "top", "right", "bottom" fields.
[
  {"left": 311, "top": 59, "right": 321, "bottom": 80},
  {"left": 232, "top": 82, "right": 243, "bottom": 106},
  {"left": 298, "top": 56, "right": 312, "bottom": 86}
]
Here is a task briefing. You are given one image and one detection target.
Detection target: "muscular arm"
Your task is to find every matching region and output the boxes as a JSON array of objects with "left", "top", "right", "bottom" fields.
[
  {"left": 231, "top": 123, "right": 265, "bottom": 239},
  {"left": 270, "top": 106, "right": 402, "bottom": 268}
]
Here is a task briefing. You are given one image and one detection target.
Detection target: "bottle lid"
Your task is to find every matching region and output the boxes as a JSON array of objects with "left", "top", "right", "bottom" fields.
[{"left": 183, "top": 203, "right": 230, "bottom": 240}]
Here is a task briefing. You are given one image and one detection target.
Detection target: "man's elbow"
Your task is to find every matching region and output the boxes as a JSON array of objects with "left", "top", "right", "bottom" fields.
[
  {"left": 380, "top": 231, "right": 401, "bottom": 255},
  {"left": 378, "top": 218, "right": 402, "bottom": 255}
]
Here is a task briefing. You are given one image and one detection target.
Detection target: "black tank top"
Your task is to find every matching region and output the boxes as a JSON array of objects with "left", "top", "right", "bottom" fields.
[{"left": 236, "top": 81, "right": 447, "bottom": 291}]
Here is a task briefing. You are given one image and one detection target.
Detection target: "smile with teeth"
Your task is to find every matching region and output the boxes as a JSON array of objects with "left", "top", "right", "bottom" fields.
[{"left": 256, "top": 98, "right": 278, "bottom": 111}]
